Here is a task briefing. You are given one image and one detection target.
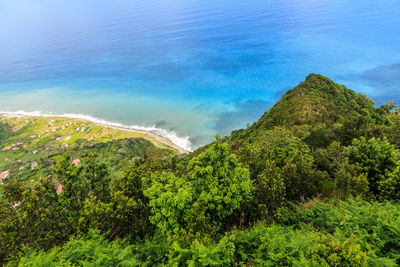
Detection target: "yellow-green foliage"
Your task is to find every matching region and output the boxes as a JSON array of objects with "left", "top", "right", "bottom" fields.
[
  {"left": 344, "top": 137, "right": 400, "bottom": 197},
  {"left": 335, "top": 160, "right": 369, "bottom": 197},
  {"left": 0, "top": 115, "right": 170, "bottom": 148},
  {"left": 0, "top": 115, "right": 177, "bottom": 185},
  {"left": 18, "top": 197, "right": 400, "bottom": 267},
  {"left": 293, "top": 198, "right": 400, "bottom": 265},
  {"left": 3, "top": 74, "right": 400, "bottom": 266},
  {"left": 232, "top": 74, "right": 391, "bottom": 148},
  {"left": 144, "top": 138, "right": 253, "bottom": 238},
  {"left": 15, "top": 230, "right": 138, "bottom": 267},
  {"left": 305, "top": 234, "right": 367, "bottom": 266}
]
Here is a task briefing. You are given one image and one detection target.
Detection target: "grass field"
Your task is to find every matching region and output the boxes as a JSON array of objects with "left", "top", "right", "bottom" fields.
[{"left": 0, "top": 115, "right": 177, "bottom": 189}]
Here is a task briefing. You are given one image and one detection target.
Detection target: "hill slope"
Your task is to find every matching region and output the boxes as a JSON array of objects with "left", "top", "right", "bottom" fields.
[
  {"left": 0, "top": 115, "right": 178, "bottom": 182},
  {"left": 2, "top": 74, "right": 400, "bottom": 266},
  {"left": 231, "top": 74, "right": 392, "bottom": 148}
]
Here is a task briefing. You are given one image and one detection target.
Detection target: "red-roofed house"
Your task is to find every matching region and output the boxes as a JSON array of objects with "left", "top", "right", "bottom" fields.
[
  {"left": 56, "top": 184, "right": 64, "bottom": 194},
  {"left": 72, "top": 159, "right": 80, "bottom": 166},
  {"left": 0, "top": 171, "right": 9, "bottom": 182},
  {"left": 12, "top": 125, "right": 22, "bottom": 132},
  {"left": 16, "top": 142, "right": 22, "bottom": 146}
]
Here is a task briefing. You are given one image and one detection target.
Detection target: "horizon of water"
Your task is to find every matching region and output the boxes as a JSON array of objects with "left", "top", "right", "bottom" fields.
[{"left": 0, "top": 0, "right": 399, "bottom": 149}]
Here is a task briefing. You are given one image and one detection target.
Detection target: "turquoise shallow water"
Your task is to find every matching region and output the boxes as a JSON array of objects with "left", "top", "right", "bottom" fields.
[{"left": 0, "top": 0, "right": 399, "bottom": 149}]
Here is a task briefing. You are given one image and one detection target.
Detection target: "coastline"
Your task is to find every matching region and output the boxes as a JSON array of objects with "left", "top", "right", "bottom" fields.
[
  {"left": 0, "top": 112, "right": 190, "bottom": 154},
  {"left": 94, "top": 123, "right": 188, "bottom": 154}
]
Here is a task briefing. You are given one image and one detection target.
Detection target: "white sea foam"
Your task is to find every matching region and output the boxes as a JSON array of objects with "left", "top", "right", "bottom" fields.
[{"left": 0, "top": 110, "right": 192, "bottom": 152}]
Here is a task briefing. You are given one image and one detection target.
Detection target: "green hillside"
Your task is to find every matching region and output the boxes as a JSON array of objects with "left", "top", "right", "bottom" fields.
[
  {"left": 2, "top": 75, "right": 400, "bottom": 266},
  {"left": 0, "top": 115, "right": 177, "bottom": 187},
  {"left": 231, "top": 74, "right": 395, "bottom": 148}
]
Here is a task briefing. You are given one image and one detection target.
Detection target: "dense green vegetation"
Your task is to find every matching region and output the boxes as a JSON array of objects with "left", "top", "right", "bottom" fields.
[
  {"left": 1, "top": 74, "right": 400, "bottom": 266},
  {"left": 0, "top": 116, "right": 178, "bottom": 190}
]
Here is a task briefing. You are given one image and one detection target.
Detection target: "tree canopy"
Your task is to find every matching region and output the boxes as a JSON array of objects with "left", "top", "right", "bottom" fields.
[{"left": 2, "top": 74, "right": 400, "bottom": 266}]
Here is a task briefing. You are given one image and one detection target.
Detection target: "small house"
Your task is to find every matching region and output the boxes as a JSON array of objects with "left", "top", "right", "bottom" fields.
[
  {"left": 31, "top": 161, "right": 38, "bottom": 170},
  {"left": 0, "top": 171, "right": 9, "bottom": 182},
  {"left": 56, "top": 184, "right": 64, "bottom": 194}
]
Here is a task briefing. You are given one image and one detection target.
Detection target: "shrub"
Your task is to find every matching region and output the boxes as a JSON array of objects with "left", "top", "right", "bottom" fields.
[
  {"left": 16, "top": 230, "right": 137, "bottom": 266},
  {"left": 344, "top": 137, "right": 400, "bottom": 196},
  {"left": 379, "top": 166, "right": 400, "bottom": 200},
  {"left": 293, "top": 198, "right": 400, "bottom": 264},
  {"left": 144, "top": 138, "right": 253, "bottom": 238},
  {"left": 335, "top": 160, "right": 369, "bottom": 197}
]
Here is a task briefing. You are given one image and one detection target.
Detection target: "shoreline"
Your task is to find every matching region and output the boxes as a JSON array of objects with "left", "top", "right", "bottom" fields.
[{"left": 0, "top": 112, "right": 190, "bottom": 154}]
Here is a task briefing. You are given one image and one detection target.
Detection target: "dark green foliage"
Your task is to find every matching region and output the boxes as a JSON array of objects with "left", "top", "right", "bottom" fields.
[
  {"left": 313, "top": 141, "right": 346, "bottom": 175},
  {"left": 3, "top": 74, "right": 400, "bottom": 266},
  {"left": 232, "top": 74, "right": 390, "bottom": 149},
  {"left": 293, "top": 198, "right": 400, "bottom": 265},
  {"left": 344, "top": 137, "right": 400, "bottom": 196},
  {"left": 0, "top": 153, "right": 114, "bottom": 263},
  {"left": 235, "top": 127, "right": 313, "bottom": 177},
  {"left": 256, "top": 160, "right": 286, "bottom": 216},
  {"left": 0, "top": 121, "right": 10, "bottom": 144},
  {"left": 384, "top": 109, "right": 400, "bottom": 147},
  {"left": 0, "top": 178, "right": 73, "bottom": 264},
  {"left": 144, "top": 138, "right": 253, "bottom": 238},
  {"left": 19, "top": 198, "right": 399, "bottom": 266},
  {"left": 81, "top": 153, "right": 111, "bottom": 202},
  {"left": 79, "top": 166, "right": 151, "bottom": 240},
  {"left": 16, "top": 230, "right": 137, "bottom": 266},
  {"left": 279, "top": 153, "right": 329, "bottom": 201},
  {"left": 378, "top": 166, "right": 400, "bottom": 200},
  {"left": 233, "top": 127, "right": 329, "bottom": 218},
  {"left": 230, "top": 223, "right": 369, "bottom": 266},
  {"left": 334, "top": 160, "right": 369, "bottom": 197}
]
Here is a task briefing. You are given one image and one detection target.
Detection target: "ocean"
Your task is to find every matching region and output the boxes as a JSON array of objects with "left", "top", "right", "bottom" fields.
[{"left": 0, "top": 0, "right": 399, "bottom": 150}]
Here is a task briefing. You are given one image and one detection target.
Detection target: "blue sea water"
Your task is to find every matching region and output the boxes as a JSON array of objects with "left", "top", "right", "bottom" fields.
[{"left": 0, "top": 0, "right": 399, "bottom": 149}]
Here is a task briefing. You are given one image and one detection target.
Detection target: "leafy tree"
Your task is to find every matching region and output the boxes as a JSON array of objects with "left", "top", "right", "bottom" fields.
[
  {"left": 384, "top": 108, "right": 400, "bottom": 148},
  {"left": 280, "top": 153, "right": 329, "bottom": 200},
  {"left": 235, "top": 128, "right": 328, "bottom": 212},
  {"left": 256, "top": 160, "right": 286, "bottom": 216},
  {"left": 0, "top": 153, "right": 114, "bottom": 263},
  {"left": 334, "top": 160, "right": 369, "bottom": 197},
  {"left": 235, "top": 127, "right": 313, "bottom": 179},
  {"left": 303, "top": 124, "right": 333, "bottom": 149},
  {"left": 313, "top": 141, "right": 345, "bottom": 175},
  {"left": 54, "top": 154, "right": 85, "bottom": 223},
  {"left": 344, "top": 137, "right": 400, "bottom": 196},
  {"left": 79, "top": 166, "right": 152, "bottom": 240},
  {"left": 0, "top": 177, "right": 73, "bottom": 264},
  {"left": 144, "top": 171, "right": 193, "bottom": 237},
  {"left": 81, "top": 152, "right": 111, "bottom": 202},
  {"left": 145, "top": 137, "right": 253, "bottom": 238},
  {"left": 378, "top": 166, "right": 400, "bottom": 200}
]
